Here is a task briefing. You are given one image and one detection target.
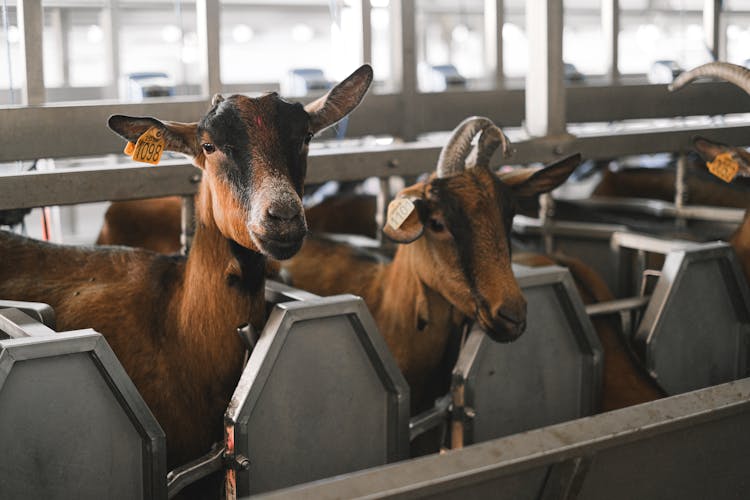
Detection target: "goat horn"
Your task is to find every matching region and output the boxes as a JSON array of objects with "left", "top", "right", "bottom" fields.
[
  {"left": 436, "top": 116, "right": 495, "bottom": 178},
  {"left": 465, "top": 124, "right": 512, "bottom": 169},
  {"left": 668, "top": 62, "right": 750, "bottom": 95}
]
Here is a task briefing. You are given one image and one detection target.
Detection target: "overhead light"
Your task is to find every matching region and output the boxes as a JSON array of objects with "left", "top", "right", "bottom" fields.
[
  {"left": 451, "top": 24, "right": 470, "bottom": 43},
  {"left": 370, "top": 0, "right": 389, "bottom": 7},
  {"left": 232, "top": 24, "right": 254, "bottom": 43},
  {"left": 162, "top": 24, "right": 182, "bottom": 44},
  {"left": 291, "top": 23, "right": 314, "bottom": 43},
  {"left": 6, "top": 25, "right": 19, "bottom": 44},
  {"left": 87, "top": 25, "right": 103, "bottom": 44}
]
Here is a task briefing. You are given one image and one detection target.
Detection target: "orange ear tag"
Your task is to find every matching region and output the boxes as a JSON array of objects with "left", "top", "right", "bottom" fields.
[
  {"left": 388, "top": 198, "right": 416, "bottom": 230},
  {"left": 707, "top": 152, "right": 739, "bottom": 183},
  {"left": 125, "top": 126, "right": 165, "bottom": 165}
]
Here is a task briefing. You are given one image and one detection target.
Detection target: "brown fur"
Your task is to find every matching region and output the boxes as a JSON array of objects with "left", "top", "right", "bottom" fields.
[
  {"left": 96, "top": 196, "right": 182, "bottom": 253},
  {"left": 513, "top": 252, "right": 664, "bottom": 411},
  {"left": 0, "top": 65, "right": 374, "bottom": 498}
]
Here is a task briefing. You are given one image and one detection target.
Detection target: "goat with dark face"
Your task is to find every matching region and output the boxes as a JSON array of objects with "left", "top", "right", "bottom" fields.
[
  {"left": 282, "top": 117, "right": 581, "bottom": 412},
  {"left": 0, "top": 65, "right": 373, "bottom": 493}
]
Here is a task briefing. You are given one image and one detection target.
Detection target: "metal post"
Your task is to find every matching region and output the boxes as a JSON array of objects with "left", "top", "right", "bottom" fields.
[
  {"left": 602, "top": 0, "right": 619, "bottom": 81},
  {"left": 361, "top": 0, "right": 372, "bottom": 64},
  {"left": 197, "top": 0, "right": 221, "bottom": 97},
  {"left": 392, "top": 0, "right": 417, "bottom": 141},
  {"left": 525, "top": 0, "right": 566, "bottom": 138},
  {"left": 375, "top": 177, "right": 390, "bottom": 247},
  {"left": 180, "top": 195, "right": 196, "bottom": 255},
  {"left": 484, "top": 0, "right": 504, "bottom": 89},
  {"left": 18, "top": 0, "right": 45, "bottom": 105},
  {"left": 101, "top": 0, "right": 121, "bottom": 100},
  {"left": 674, "top": 152, "right": 687, "bottom": 230},
  {"left": 703, "top": 0, "right": 720, "bottom": 61}
]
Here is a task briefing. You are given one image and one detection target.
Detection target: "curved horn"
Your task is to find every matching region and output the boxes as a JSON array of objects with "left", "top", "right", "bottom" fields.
[
  {"left": 436, "top": 116, "right": 494, "bottom": 178},
  {"left": 668, "top": 62, "right": 750, "bottom": 95},
  {"left": 465, "top": 124, "right": 513, "bottom": 169}
]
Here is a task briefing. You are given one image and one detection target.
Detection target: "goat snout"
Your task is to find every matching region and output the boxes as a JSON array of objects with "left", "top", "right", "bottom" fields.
[
  {"left": 267, "top": 202, "right": 301, "bottom": 222},
  {"left": 485, "top": 299, "right": 527, "bottom": 343},
  {"left": 250, "top": 194, "right": 307, "bottom": 260}
]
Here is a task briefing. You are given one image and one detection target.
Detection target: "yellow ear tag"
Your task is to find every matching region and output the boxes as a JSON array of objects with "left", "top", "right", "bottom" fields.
[
  {"left": 707, "top": 152, "right": 739, "bottom": 183},
  {"left": 127, "top": 126, "right": 165, "bottom": 165},
  {"left": 123, "top": 141, "right": 136, "bottom": 156},
  {"left": 388, "top": 198, "right": 416, "bottom": 230}
]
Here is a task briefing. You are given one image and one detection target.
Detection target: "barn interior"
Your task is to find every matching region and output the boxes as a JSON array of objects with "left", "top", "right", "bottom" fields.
[{"left": 1, "top": 1, "right": 750, "bottom": 499}]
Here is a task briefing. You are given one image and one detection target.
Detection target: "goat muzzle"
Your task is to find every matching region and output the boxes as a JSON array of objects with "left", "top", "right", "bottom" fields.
[{"left": 482, "top": 299, "right": 528, "bottom": 343}]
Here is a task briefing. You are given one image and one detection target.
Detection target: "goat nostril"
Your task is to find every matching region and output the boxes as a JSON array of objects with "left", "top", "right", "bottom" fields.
[
  {"left": 267, "top": 204, "right": 300, "bottom": 221},
  {"left": 495, "top": 303, "right": 526, "bottom": 326}
]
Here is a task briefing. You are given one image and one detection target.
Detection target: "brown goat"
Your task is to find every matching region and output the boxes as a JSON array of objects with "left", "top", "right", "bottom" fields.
[
  {"left": 0, "top": 64, "right": 373, "bottom": 483},
  {"left": 282, "top": 117, "right": 581, "bottom": 412}
]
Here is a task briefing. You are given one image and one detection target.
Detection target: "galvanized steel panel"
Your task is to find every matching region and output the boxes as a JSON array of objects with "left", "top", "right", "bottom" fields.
[
  {"left": 254, "top": 377, "right": 750, "bottom": 500},
  {"left": 226, "top": 295, "right": 409, "bottom": 496},
  {"left": 0, "top": 330, "right": 166, "bottom": 499},
  {"left": 454, "top": 265, "right": 603, "bottom": 444},
  {"left": 635, "top": 243, "right": 750, "bottom": 395}
]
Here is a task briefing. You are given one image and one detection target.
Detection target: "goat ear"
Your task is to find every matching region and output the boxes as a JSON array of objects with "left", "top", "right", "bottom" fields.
[
  {"left": 693, "top": 136, "right": 750, "bottom": 176},
  {"left": 504, "top": 153, "right": 581, "bottom": 198},
  {"left": 108, "top": 115, "right": 199, "bottom": 157},
  {"left": 693, "top": 136, "right": 730, "bottom": 162},
  {"left": 382, "top": 183, "right": 426, "bottom": 244},
  {"left": 305, "top": 64, "right": 374, "bottom": 134}
]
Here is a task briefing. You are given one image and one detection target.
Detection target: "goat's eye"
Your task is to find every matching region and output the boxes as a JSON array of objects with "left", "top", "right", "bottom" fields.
[
  {"left": 202, "top": 143, "right": 216, "bottom": 154},
  {"left": 304, "top": 133, "right": 313, "bottom": 145},
  {"left": 429, "top": 218, "right": 445, "bottom": 233}
]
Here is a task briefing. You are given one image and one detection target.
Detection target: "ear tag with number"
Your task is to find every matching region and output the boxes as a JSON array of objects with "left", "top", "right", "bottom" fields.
[
  {"left": 707, "top": 152, "right": 740, "bottom": 183},
  {"left": 124, "top": 126, "right": 165, "bottom": 165},
  {"left": 388, "top": 198, "right": 416, "bottom": 230}
]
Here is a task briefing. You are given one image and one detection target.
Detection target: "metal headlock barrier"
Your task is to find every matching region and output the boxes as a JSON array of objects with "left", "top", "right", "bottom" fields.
[
  {"left": 0, "top": 301, "right": 167, "bottom": 500},
  {"left": 251, "top": 375, "right": 750, "bottom": 500}
]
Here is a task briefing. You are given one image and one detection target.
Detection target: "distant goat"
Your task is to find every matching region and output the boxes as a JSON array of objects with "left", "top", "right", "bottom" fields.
[
  {"left": 669, "top": 62, "right": 750, "bottom": 282},
  {"left": 282, "top": 117, "right": 581, "bottom": 412},
  {"left": 0, "top": 65, "right": 373, "bottom": 496}
]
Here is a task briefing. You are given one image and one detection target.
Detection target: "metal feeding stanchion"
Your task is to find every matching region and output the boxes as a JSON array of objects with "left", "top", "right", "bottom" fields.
[{"left": 0, "top": 301, "right": 167, "bottom": 500}]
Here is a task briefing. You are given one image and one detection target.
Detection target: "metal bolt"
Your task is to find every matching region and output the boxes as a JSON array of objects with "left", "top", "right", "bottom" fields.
[
  {"left": 235, "top": 454, "right": 250, "bottom": 470},
  {"left": 465, "top": 407, "right": 476, "bottom": 419},
  {"left": 190, "top": 173, "right": 202, "bottom": 183},
  {"left": 387, "top": 158, "right": 399, "bottom": 169},
  {"left": 553, "top": 146, "right": 565, "bottom": 155}
]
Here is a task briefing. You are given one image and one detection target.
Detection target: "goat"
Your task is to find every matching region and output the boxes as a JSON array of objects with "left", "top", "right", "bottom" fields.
[
  {"left": 282, "top": 116, "right": 581, "bottom": 414},
  {"left": 0, "top": 65, "right": 373, "bottom": 484},
  {"left": 668, "top": 62, "right": 750, "bottom": 283}
]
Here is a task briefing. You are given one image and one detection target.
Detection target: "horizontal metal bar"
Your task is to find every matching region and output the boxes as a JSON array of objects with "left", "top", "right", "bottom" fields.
[
  {"left": 512, "top": 215, "right": 628, "bottom": 240},
  {"left": 1, "top": 122, "right": 750, "bottom": 211},
  {"left": 167, "top": 444, "right": 225, "bottom": 499},
  {"left": 264, "top": 280, "right": 321, "bottom": 304},
  {"left": 0, "top": 309, "right": 57, "bottom": 338},
  {"left": 408, "top": 393, "right": 452, "bottom": 441},
  {"left": 0, "top": 163, "right": 200, "bottom": 210},
  {"left": 567, "top": 197, "right": 747, "bottom": 223},
  {"left": 611, "top": 231, "right": 702, "bottom": 255},
  {"left": 1, "top": 81, "right": 749, "bottom": 162},
  {"left": 585, "top": 295, "right": 650, "bottom": 317},
  {"left": 254, "top": 377, "right": 750, "bottom": 500}
]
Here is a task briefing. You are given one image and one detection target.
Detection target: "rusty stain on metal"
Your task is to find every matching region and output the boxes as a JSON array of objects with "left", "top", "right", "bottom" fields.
[
  {"left": 225, "top": 422, "right": 237, "bottom": 500},
  {"left": 451, "top": 383, "right": 465, "bottom": 450}
]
